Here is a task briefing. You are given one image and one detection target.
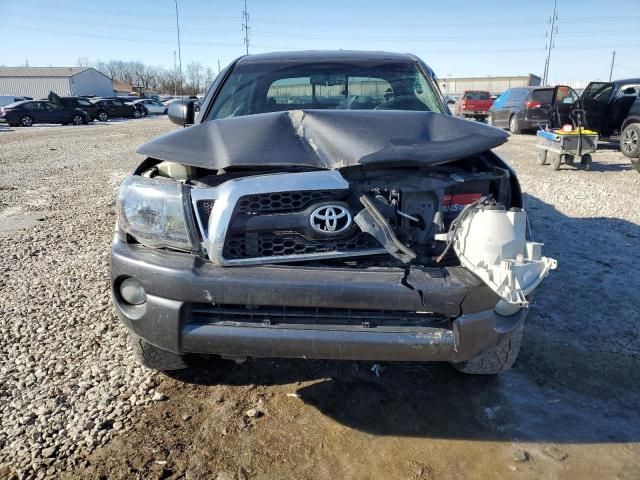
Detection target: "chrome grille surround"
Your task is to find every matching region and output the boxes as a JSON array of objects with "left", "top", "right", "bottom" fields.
[{"left": 190, "top": 171, "right": 386, "bottom": 266}]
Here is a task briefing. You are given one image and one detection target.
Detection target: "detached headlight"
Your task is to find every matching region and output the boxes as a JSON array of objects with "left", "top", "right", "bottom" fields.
[{"left": 117, "top": 176, "right": 193, "bottom": 251}]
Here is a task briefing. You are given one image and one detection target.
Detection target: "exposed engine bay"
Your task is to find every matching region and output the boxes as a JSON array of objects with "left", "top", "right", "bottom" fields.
[{"left": 129, "top": 149, "right": 556, "bottom": 308}]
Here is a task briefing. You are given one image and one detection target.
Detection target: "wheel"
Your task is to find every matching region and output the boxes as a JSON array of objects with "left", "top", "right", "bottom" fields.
[
  {"left": 130, "top": 333, "right": 188, "bottom": 372},
  {"left": 453, "top": 322, "right": 524, "bottom": 375},
  {"left": 19, "top": 115, "right": 33, "bottom": 127},
  {"left": 563, "top": 154, "right": 575, "bottom": 165},
  {"left": 536, "top": 149, "right": 547, "bottom": 165},
  {"left": 142, "top": 107, "right": 149, "bottom": 117},
  {"left": 620, "top": 123, "right": 640, "bottom": 158},
  {"left": 509, "top": 115, "right": 521, "bottom": 134},
  {"left": 581, "top": 154, "right": 593, "bottom": 171},
  {"left": 97, "top": 111, "right": 109, "bottom": 122},
  {"left": 163, "top": 108, "right": 168, "bottom": 115},
  {"left": 550, "top": 152, "right": 562, "bottom": 170},
  {"left": 72, "top": 114, "right": 83, "bottom": 126},
  {"left": 133, "top": 109, "right": 142, "bottom": 119}
]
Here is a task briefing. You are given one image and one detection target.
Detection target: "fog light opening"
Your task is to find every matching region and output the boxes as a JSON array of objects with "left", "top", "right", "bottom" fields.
[{"left": 119, "top": 277, "right": 147, "bottom": 305}]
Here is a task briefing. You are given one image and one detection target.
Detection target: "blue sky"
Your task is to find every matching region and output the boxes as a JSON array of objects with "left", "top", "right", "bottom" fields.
[{"left": 1, "top": 0, "right": 639, "bottom": 82}]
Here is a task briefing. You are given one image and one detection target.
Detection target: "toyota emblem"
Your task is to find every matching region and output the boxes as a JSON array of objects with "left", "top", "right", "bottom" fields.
[{"left": 310, "top": 205, "right": 352, "bottom": 234}]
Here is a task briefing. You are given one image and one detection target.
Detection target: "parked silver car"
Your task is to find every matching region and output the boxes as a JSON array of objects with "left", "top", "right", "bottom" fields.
[{"left": 133, "top": 99, "right": 168, "bottom": 116}]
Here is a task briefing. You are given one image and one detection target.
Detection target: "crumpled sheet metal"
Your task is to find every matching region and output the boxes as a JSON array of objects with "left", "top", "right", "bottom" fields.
[{"left": 137, "top": 109, "right": 509, "bottom": 170}]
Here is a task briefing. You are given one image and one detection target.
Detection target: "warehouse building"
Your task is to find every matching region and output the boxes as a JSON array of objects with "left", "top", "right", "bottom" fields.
[
  {"left": 440, "top": 74, "right": 541, "bottom": 95},
  {"left": 0, "top": 67, "right": 114, "bottom": 99}
]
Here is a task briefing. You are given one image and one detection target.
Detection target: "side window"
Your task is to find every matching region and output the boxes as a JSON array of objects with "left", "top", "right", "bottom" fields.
[
  {"left": 47, "top": 103, "right": 62, "bottom": 111},
  {"left": 22, "top": 102, "right": 35, "bottom": 110},
  {"left": 618, "top": 85, "right": 640, "bottom": 97},
  {"left": 509, "top": 90, "right": 527, "bottom": 104},
  {"left": 498, "top": 90, "right": 511, "bottom": 105},
  {"left": 77, "top": 99, "right": 92, "bottom": 106},
  {"left": 583, "top": 82, "right": 614, "bottom": 105}
]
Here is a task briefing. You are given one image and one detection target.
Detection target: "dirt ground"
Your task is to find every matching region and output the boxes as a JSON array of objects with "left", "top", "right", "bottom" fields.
[{"left": 3, "top": 118, "right": 639, "bottom": 479}]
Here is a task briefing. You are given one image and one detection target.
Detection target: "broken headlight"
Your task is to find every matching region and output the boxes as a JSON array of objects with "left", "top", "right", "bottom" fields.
[{"left": 117, "top": 176, "right": 193, "bottom": 251}]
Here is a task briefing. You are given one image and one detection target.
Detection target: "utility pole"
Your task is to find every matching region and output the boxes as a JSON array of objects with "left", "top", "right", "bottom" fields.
[
  {"left": 217, "top": 59, "right": 221, "bottom": 74},
  {"left": 242, "top": 0, "right": 250, "bottom": 55},
  {"left": 542, "top": 0, "right": 558, "bottom": 86},
  {"left": 173, "top": 51, "right": 177, "bottom": 96},
  {"left": 609, "top": 51, "right": 616, "bottom": 81},
  {"left": 174, "top": 0, "right": 183, "bottom": 102}
]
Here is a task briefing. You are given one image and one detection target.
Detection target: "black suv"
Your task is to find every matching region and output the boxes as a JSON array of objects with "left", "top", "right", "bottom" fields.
[
  {"left": 48, "top": 92, "right": 99, "bottom": 121},
  {"left": 91, "top": 98, "right": 142, "bottom": 121},
  {"left": 487, "top": 87, "right": 553, "bottom": 133},
  {"left": 111, "top": 51, "right": 556, "bottom": 376},
  {"left": 551, "top": 80, "right": 640, "bottom": 164}
]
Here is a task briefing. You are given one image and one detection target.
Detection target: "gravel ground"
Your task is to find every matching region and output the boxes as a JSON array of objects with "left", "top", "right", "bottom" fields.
[
  {"left": 0, "top": 118, "right": 639, "bottom": 479},
  {"left": 0, "top": 119, "right": 171, "bottom": 478}
]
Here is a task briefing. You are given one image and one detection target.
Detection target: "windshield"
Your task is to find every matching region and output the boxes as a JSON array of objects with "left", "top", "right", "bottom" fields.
[{"left": 207, "top": 61, "right": 445, "bottom": 120}]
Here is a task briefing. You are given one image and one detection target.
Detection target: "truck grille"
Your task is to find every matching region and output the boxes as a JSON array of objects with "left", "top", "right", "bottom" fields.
[
  {"left": 187, "top": 304, "right": 448, "bottom": 328},
  {"left": 235, "top": 190, "right": 345, "bottom": 215},
  {"left": 223, "top": 231, "right": 380, "bottom": 259}
]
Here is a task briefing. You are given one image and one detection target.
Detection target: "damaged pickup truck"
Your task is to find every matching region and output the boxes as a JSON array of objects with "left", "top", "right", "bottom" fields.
[{"left": 111, "top": 51, "right": 556, "bottom": 375}]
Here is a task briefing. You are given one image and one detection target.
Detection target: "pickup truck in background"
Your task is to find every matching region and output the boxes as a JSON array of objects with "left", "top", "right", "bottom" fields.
[{"left": 454, "top": 90, "right": 493, "bottom": 120}]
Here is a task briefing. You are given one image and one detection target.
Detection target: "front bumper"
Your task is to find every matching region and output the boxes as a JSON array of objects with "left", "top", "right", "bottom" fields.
[{"left": 111, "top": 238, "right": 527, "bottom": 363}]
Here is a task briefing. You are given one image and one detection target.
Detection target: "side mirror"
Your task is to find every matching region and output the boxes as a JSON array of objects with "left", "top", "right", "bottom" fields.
[
  {"left": 168, "top": 99, "right": 195, "bottom": 126},
  {"left": 447, "top": 98, "right": 456, "bottom": 105}
]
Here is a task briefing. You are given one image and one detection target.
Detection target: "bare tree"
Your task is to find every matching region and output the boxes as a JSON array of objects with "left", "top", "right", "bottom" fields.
[{"left": 186, "top": 61, "right": 204, "bottom": 94}]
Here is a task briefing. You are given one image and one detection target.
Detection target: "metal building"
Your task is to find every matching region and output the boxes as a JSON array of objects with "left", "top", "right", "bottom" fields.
[
  {"left": 0, "top": 67, "right": 114, "bottom": 99},
  {"left": 439, "top": 74, "right": 542, "bottom": 95}
]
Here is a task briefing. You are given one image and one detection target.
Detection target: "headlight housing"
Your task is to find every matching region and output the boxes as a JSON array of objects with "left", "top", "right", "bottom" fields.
[{"left": 117, "top": 175, "right": 193, "bottom": 251}]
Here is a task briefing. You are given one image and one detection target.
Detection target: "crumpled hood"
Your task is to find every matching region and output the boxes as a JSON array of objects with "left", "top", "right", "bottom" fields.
[{"left": 137, "top": 109, "right": 509, "bottom": 170}]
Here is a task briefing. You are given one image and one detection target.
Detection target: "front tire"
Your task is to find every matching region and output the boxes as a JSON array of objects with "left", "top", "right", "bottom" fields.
[
  {"left": 97, "top": 111, "right": 109, "bottom": 122},
  {"left": 453, "top": 323, "right": 524, "bottom": 375},
  {"left": 620, "top": 123, "right": 640, "bottom": 158},
  {"left": 509, "top": 115, "right": 521, "bottom": 134},
  {"left": 72, "top": 114, "right": 83, "bottom": 126},
  {"left": 19, "top": 115, "right": 34, "bottom": 127},
  {"left": 133, "top": 109, "right": 142, "bottom": 119},
  {"left": 130, "top": 333, "right": 188, "bottom": 372}
]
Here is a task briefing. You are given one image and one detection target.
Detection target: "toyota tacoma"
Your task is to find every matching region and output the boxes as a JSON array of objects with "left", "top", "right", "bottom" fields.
[{"left": 111, "top": 51, "right": 557, "bottom": 375}]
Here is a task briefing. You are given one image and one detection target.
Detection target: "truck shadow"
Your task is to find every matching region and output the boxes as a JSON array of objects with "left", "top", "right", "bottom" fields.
[{"left": 168, "top": 193, "right": 640, "bottom": 443}]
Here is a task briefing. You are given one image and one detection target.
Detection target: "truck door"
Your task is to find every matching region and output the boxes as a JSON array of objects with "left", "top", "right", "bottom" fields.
[
  {"left": 550, "top": 85, "right": 579, "bottom": 128},
  {"left": 578, "top": 82, "right": 615, "bottom": 134}
]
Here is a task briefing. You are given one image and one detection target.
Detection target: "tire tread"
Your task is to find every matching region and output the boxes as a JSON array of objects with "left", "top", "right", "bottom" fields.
[{"left": 453, "top": 323, "right": 524, "bottom": 375}]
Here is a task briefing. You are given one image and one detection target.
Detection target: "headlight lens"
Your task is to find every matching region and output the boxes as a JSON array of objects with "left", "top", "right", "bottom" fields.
[{"left": 117, "top": 175, "right": 193, "bottom": 251}]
